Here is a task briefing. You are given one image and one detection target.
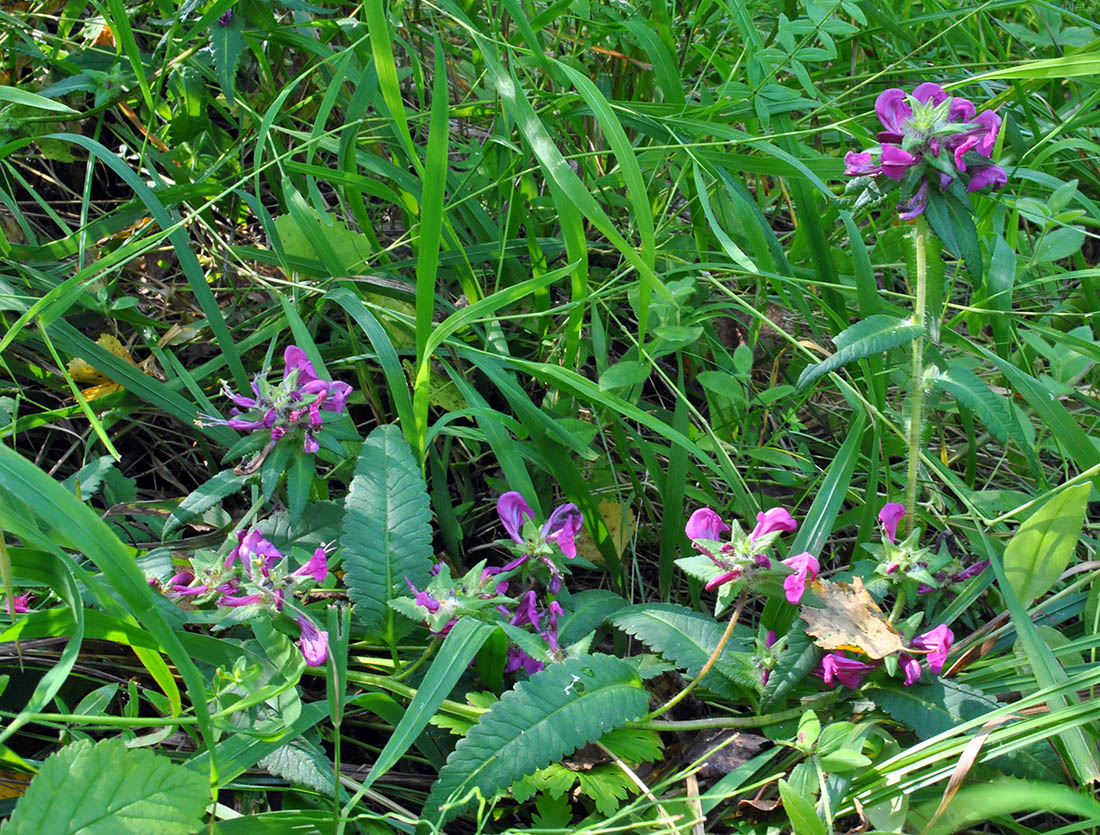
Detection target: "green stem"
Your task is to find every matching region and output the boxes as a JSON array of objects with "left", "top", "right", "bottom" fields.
[
  {"left": 644, "top": 589, "right": 747, "bottom": 721},
  {"left": 392, "top": 636, "right": 440, "bottom": 682},
  {"left": 628, "top": 692, "right": 841, "bottom": 731},
  {"left": 889, "top": 586, "right": 907, "bottom": 625},
  {"left": 906, "top": 216, "right": 929, "bottom": 536}
]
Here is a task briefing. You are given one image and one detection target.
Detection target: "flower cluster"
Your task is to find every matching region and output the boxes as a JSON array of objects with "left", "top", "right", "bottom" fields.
[
  {"left": 871, "top": 502, "right": 987, "bottom": 593},
  {"left": 815, "top": 623, "right": 954, "bottom": 689},
  {"left": 845, "top": 82, "right": 1006, "bottom": 218},
  {"left": 198, "top": 346, "right": 353, "bottom": 461},
  {"left": 163, "top": 527, "right": 332, "bottom": 666},
  {"left": 497, "top": 492, "right": 584, "bottom": 592},
  {"left": 681, "top": 506, "right": 818, "bottom": 608},
  {"left": 397, "top": 494, "right": 583, "bottom": 677}
]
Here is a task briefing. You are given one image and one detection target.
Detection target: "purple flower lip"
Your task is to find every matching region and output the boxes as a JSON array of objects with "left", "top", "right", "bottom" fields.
[
  {"left": 910, "top": 624, "right": 954, "bottom": 673},
  {"left": 704, "top": 568, "right": 741, "bottom": 592},
  {"left": 749, "top": 507, "right": 796, "bottom": 543},
  {"left": 296, "top": 615, "right": 329, "bottom": 666},
  {"left": 497, "top": 492, "right": 535, "bottom": 544},
  {"left": 781, "top": 552, "right": 819, "bottom": 604},
  {"left": 878, "top": 503, "right": 906, "bottom": 544},
  {"left": 542, "top": 503, "right": 583, "bottom": 559},
  {"left": 815, "top": 652, "right": 877, "bottom": 689},
  {"left": 685, "top": 508, "right": 730, "bottom": 542}
]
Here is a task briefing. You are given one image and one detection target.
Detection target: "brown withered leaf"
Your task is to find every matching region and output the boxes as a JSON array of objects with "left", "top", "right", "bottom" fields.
[{"left": 799, "top": 577, "right": 904, "bottom": 659}]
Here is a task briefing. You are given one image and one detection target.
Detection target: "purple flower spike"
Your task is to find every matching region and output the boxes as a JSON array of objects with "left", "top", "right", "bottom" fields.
[
  {"left": 296, "top": 616, "right": 329, "bottom": 666},
  {"left": 878, "top": 503, "right": 906, "bottom": 544},
  {"left": 542, "top": 503, "right": 584, "bottom": 559},
  {"left": 291, "top": 547, "right": 329, "bottom": 583},
  {"left": 815, "top": 653, "right": 877, "bottom": 689},
  {"left": 749, "top": 507, "right": 797, "bottom": 543},
  {"left": 497, "top": 492, "right": 535, "bottom": 544},
  {"left": 781, "top": 552, "right": 820, "bottom": 604},
  {"left": 900, "top": 653, "right": 922, "bottom": 686},
  {"left": 685, "top": 507, "right": 730, "bottom": 542},
  {"left": 911, "top": 624, "right": 953, "bottom": 673}
]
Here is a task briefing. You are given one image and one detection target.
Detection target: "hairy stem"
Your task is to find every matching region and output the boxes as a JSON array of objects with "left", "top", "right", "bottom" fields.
[{"left": 906, "top": 216, "right": 929, "bottom": 536}]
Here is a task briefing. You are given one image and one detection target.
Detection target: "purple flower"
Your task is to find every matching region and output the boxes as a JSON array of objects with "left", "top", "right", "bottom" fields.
[
  {"left": 880, "top": 144, "right": 919, "bottom": 180},
  {"left": 217, "top": 8, "right": 232, "bottom": 25},
  {"left": 749, "top": 507, "right": 797, "bottom": 543},
  {"left": 815, "top": 653, "right": 877, "bottom": 689},
  {"left": 911, "top": 624, "right": 953, "bottom": 673},
  {"left": 296, "top": 616, "right": 329, "bottom": 666},
  {"left": 225, "top": 528, "right": 283, "bottom": 578},
  {"left": 878, "top": 503, "right": 906, "bottom": 544},
  {"left": 504, "top": 646, "right": 544, "bottom": 675},
  {"left": 219, "top": 593, "right": 263, "bottom": 607},
  {"left": 966, "top": 164, "right": 1007, "bottom": 193},
  {"left": 900, "top": 653, "right": 922, "bottom": 686},
  {"left": 509, "top": 590, "right": 541, "bottom": 629},
  {"left": 405, "top": 578, "right": 441, "bottom": 614},
  {"left": 844, "top": 151, "right": 881, "bottom": 176},
  {"left": 542, "top": 600, "right": 565, "bottom": 653},
  {"left": 542, "top": 503, "right": 583, "bottom": 559},
  {"left": 704, "top": 568, "right": 741, "bottom": 592},
  {"left": 781, "top": 552, "right": 820, "bottom": 604},
  {"left": 5, "top": 593, "right": 31, "bottom": 614},
  {"left": 898, "top": 181, "right": 929, "bottom": 220},
  {"left": 685, "top": 508, "right": 730, "bottom": 542},
  {"left": 951, "top": 560, "right": 988, "bottom": 583},
  {"left": 291, "top": 547, "right": 329, "bottom": 583},
  {"left": 848, "top": 83, "right": 1006, "bottom": 219},
  {"left": 497, "top": 492, "right": 535, "bottom": 544}
]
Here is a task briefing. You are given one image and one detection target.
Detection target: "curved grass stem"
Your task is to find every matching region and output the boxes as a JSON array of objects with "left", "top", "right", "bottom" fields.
[{"left": 906, "top": 216, "right": 929, "bottom": 536}]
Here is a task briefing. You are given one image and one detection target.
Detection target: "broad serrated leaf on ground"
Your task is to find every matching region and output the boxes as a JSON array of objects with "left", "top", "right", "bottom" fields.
[
  {"left": 797, "top": 314, "right": 923, "bottom": 389},
  {"left": 209, "top": 14, "right": 247, "bottom": 106},
  {"left": 4, "top": 737, "right": 208, "bottom": 834},
  {"left": 340, "top": 425, "right": 433, "bottom": 633},
  {"left": 424, "top": 653, "right": 649, "bottom": 822}
]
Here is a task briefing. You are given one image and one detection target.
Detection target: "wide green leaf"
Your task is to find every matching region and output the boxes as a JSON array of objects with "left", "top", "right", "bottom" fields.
[
  {"left": 1003, "top": 482, "right": 1090, "bottom": 604},
  {"left": 5, "top": 738, "right": 208, "bottom": 834},
  {"left": 423, "top": 654, "right": 649, "bottom": 822},
  {"left": 340, "top": 424, "right": 433, "bottom": 634},
  {"left": 609, "top": 603, "right": 746, "bottom": 700},
  {"left": 797, "top": 315, "right": 922, "bottom": 389}
]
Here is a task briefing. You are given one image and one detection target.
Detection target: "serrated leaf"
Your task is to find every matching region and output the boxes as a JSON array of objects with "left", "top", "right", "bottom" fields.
[
  {"left": 210, "top": 14, "right": 247, "bottom": 106},
  {"left": 424, "top": 654, "right": 648, "bottom": 821},
  {"left": 931, "top": 365, "right": 1040, "bottom": 478},
  {"left": 259, "top": 731, "right": 341, "bottom": 797},
  {"left": 609, "top": 603, "right": 747, "bottom": 700},
  {"left": 340, "top": 425, "right": 433, "bottom": 633},
  {"left": 61, "top": 455, "right": 117, "bottom": 501},
  {"left": 797, "top": 315, "right": 922, "bottom": 388},
  {"left": 598, "top": 726, "right": 664, "bottom": 763},
  {"left": 163, "top": 469, "right": 250, "bottom": 536},
  {"left": 558, "top": 589, "right": 628, "bottom": 645},
  {"left": 869, "top": 678, "right": 1000, "bottom": 739},
  {"left": 761, "top": 621, "right": 821, "bottom": 711},
  {"left": 1003, "top": 482, "right": 1089, "bottom": 604},
  {"left": 5, "top": 737, "right": 207, "bottom": 834}
]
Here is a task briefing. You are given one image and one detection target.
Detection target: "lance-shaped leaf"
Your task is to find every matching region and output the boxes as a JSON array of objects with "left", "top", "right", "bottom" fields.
[
  {"left": 1003, "top": 482, "right": 1090, "bottom": 605},
  {"left": 424, "top": 654, "right": 649, "bottom": 822},
  {"left": 340, "top": 424, "right": 433, "bottom": 633},
  {"left": 797, "top": 314, "right": 922, "bottom": 389}
]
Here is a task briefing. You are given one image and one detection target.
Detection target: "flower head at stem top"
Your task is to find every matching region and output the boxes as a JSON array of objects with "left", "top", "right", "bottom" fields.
[
  {"left": 844, "top": 82, "right": 1007, "bottom": 218},
  {"left": 682, "top": 506, "right": 798, "bottom": 601},
  {"left": 197, "top": 345, "right": 353, "bottom": 457},
  {"left": 496, "top": 492, "right": 584, "bottom": 590}
]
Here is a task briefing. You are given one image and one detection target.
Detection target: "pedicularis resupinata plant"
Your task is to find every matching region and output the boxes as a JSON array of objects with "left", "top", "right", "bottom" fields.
[{"left": 3, "top": 3, "right": 1100, "bottom": 834}]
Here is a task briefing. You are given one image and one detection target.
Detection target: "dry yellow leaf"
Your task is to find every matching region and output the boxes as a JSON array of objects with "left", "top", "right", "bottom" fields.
[
  {"left": 799, "top": 576, "right": 905, "bottom": 659},
  {"left": 574, "top": 500, "right": 635, "bottom": 563},
  {"left": 65, "top": 334, "right": 146, "bottom": 401}
]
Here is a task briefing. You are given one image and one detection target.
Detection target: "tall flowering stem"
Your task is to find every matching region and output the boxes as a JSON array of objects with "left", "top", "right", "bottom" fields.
[{"left": 906, "top": 215, "right": 929, "bottom": 537}]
